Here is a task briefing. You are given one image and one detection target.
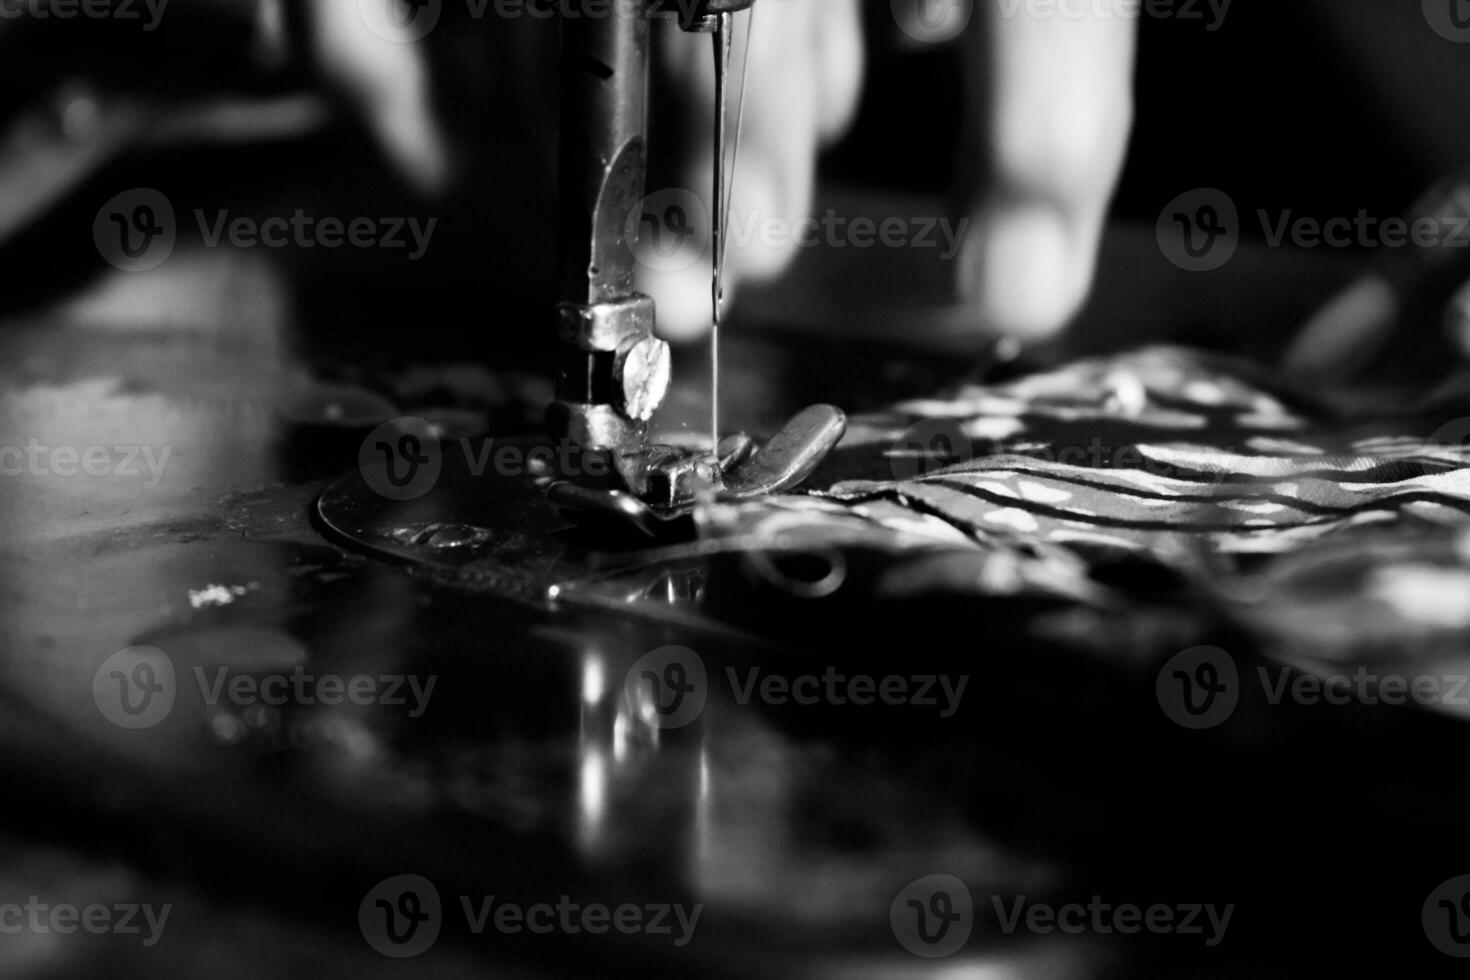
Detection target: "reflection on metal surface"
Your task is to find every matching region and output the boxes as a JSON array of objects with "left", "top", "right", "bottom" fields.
[
  {"left": 574, "top": 641, "right": 720, "bottom": 863},
  {"left": 384, "top": 522, "right": 497, "bottom": 552},
  {"left": 694, "top": 743, "right": 712, "bottom": 875},
  {"left": 740, "top": 546, "right": 848, "bottom": 600},
  {"left": 578, "top": 745, "right": 608, "bottom": 853},
  {"left": 578, "top": 649, "right": 610, "bottom": 851}
]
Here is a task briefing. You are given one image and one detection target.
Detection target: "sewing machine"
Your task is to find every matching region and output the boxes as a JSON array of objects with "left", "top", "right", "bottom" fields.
[
  {"left": 0, "top": 11, "right": 1460, "bottom": 979},
  {"left": 302, "top": 0, "right": 852, "bottom": 589},
  {"left": 541, "top": 0, "right": 847, "bottom": 538}
]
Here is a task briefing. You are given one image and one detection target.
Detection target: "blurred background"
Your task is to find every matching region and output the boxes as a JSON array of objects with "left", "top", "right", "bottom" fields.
[{"left": 1, "top": 1, "right": 1467, "bottom": 363}]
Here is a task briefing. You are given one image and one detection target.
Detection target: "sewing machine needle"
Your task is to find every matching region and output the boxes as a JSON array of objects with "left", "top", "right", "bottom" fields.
[{"left": 711, "top": 12, "right": 732, "bottom": 452}]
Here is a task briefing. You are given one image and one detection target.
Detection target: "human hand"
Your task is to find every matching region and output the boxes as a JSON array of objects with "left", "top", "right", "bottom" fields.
[{"left": 640, "top": 0, "right": 1135, "bottom": 343}]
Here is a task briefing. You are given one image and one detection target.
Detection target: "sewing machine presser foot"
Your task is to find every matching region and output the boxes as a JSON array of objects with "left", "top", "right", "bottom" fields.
[{"left": 546, "top": 404, "right": 847, "bottom": 540}]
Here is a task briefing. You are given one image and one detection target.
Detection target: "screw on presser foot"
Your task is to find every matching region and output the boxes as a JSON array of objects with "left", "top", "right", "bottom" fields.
[{"left": 546, "top": 404, "right": 847, "bottom": 540}]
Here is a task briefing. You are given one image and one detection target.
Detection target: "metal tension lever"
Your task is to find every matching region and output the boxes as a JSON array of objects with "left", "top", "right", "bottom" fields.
[{"left": 546, "top": 404, "right": 847, "bottom": 539}]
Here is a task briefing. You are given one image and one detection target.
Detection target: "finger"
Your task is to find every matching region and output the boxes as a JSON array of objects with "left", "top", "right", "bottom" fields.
[
  {"left": 307, "top": 0, "right": 452, "bottom": 195},
  {"left": 815, "top": 0, "right": 866, "bottom": 143},
  {"left": 957, "top": 2, "right": 1135, "bottom": 339},
  {"left": 641, "top": 0, "right": 865, "bottom": 341}
]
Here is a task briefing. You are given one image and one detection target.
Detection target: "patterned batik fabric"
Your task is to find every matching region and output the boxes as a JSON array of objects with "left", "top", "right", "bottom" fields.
[
  {"left": 697, "top": 346, "right": 1470, "bottom": 601},
  {"left": 828, "top": 347, "right": 1470, "bottom": 557},
  {"left": 692, "top": 346, "right": 1470, "bottom": 729}
]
